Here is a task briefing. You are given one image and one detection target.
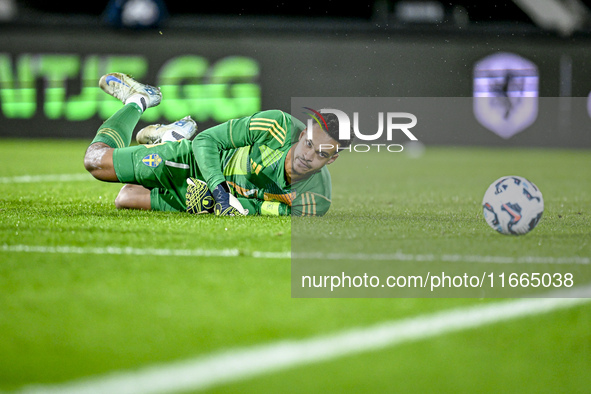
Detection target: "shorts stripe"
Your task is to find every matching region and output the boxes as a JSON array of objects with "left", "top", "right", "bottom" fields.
[{"left": 165, "top": 160, "right": 190, "bottom": 169}]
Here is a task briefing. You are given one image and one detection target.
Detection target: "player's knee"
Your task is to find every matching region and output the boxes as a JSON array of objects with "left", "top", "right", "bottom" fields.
[
  {"left": 114, "top": 194, "right": 125, "bottom": 209},
  {"left": 114, "top": 186, "right": 130, "bottom": 209},
  {"left": 115, "top": 184, "right": 151, "bottom": 210},
  {"left": 84, "top": 143, "right": 104, "bottom": 172},
  {"left": 84, "top": 143, "right": 116, "bottom": 181}
]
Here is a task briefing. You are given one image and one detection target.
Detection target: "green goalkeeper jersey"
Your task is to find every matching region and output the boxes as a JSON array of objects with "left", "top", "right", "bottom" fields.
[
  {"left": 114, "top": 110, "right": 332, "bottom": 215},
  {"left": 192, "top": 109, "right": 332, "bottom": 216}
]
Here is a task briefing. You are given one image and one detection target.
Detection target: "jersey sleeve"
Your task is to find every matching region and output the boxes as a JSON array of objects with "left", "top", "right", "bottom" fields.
[
  {"left": 291, "top": 191, "right": 331, "bottom": 216},
  {"left": 237, "top": 198, "right": 291, "bottom": 216},
  {"left": 193, "top": 110, "right": 292, "bottom": 192},
  {"left": 290, "top": 166, "right": 333, "bottom": 216}
]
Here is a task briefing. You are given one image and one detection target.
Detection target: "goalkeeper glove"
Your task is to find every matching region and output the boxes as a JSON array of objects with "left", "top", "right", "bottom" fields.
[
  {"left": 212, "top": 182, "right": 249, "bottom": 216},
  {"left": 186, "top": 178, "right": 215, "bottom": 214}
]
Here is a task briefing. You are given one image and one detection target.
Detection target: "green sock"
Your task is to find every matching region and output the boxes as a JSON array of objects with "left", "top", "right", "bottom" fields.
[{"left": 92, "top": 103, "right": 143, "bottom": 148}]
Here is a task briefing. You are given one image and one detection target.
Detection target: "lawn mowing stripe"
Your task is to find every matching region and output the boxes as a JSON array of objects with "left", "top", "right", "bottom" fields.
[
  {"left": 0, "top": 174, "right": 93, "bottom": 184},
  {"left": 16, "top": 286, "right": 591, "bottom": 394},
  {"left": 2, "top": 245, "right": 588, "bottom": 265}
]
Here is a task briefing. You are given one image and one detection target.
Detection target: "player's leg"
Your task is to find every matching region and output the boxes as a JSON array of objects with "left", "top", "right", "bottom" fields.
[
  {"left": 84, "top": 102, "right": 143, "bottom": 181},
  {"left": 115, "top": 184, "right": 182, "bottom": 211},
  {"left": 111, "top": 139, "right": 196, "bottom": 212},
  {"left": 111, "top": 114, "right": 199, "bottom": 210},
  {"left": 83, "top": 73, "right": 162, "bottom": 181},
  {"left": 136, "top": 116, "right": 198, "bottom": 145},
  {"left": 84, "top": 142, "right": 117, "bottom": 181},
  {"left": 114, "top": 168, "right": 223, "bottom": 215},
  {"left": 115, "top": 184, "right": 152, "bottom": 210}
]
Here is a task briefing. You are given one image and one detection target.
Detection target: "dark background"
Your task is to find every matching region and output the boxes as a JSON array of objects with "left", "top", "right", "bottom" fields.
[{"left": 1, "top": 1, "right": 591, "bottom": 146}]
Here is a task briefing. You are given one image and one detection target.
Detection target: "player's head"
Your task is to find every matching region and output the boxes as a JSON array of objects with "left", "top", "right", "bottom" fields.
[
  {"left": 320, "top": 112, "right": 353, "bottom": 151},
  {"left": 292, "top": 113, "right": 352, "bottom": 179}
]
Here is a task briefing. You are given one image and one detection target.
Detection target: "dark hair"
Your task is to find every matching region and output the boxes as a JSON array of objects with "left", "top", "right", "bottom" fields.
[{"left": 321, "top": 112, "right": 354, "bottom": 149}]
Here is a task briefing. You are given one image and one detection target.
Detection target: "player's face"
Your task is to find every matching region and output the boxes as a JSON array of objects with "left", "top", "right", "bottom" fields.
[{"left": 292, "top": 126, "right": 339, "bottom": 177}]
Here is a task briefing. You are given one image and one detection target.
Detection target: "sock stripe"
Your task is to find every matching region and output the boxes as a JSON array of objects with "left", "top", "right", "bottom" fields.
[{"left": 96, "top": 128, "right": 125, "bottom": 149}]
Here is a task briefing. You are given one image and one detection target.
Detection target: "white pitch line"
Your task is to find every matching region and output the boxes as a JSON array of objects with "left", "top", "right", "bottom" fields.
[
  {"left": 2, "top": 244, "right": 589, "bottom": 265},
  {"left": 0, "top": 174, "right": 93, "bottom": 184},
  {"left": 1, "top": 244, "right": 243, "bottom": 259},
  {"left": 293, "top": 251, "right": 590, "bottom": 265},
  {"left": 16, "top": 286, "right": 591, "bottom": 394},
  {"left": 1, "top": 244, "right": 290, "bottom": 260}
]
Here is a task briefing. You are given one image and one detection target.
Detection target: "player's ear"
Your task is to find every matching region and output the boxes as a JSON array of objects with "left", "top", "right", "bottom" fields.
[
  {"left": 327, "top": 153, "right": 339, "bottom": 165},
  {"left": 298, "top": 130, "right": 307, "bottom": 141}
]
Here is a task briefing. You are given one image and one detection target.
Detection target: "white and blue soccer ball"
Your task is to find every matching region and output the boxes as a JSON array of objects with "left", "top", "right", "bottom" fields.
[{"left": 482, "top": 176, "right": 544, "bottom": 235}]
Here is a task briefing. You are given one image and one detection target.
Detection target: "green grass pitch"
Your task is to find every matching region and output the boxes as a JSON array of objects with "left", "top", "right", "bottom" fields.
[{"left": 0, "top": 139, "right": 590, "bottom": 392}]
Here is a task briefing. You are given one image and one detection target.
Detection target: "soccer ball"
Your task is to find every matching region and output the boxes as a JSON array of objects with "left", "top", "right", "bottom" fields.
[{"left": 482, "top": 176, "right": 544, "bottom": 235}]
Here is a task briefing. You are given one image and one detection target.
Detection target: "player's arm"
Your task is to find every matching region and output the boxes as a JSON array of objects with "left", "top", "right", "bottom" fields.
[
  {"left": 192, "top": 122, "right": 246, "bottom": 215},
  {"left": 192, "top": 110, "right": 290, "bottom": 192},
  {"left": 193, "top": 110, "right": 290, "bottom": 216}
]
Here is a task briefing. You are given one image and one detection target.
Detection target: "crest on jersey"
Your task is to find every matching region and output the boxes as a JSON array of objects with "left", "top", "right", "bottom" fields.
[
  {"left": 142, "top": 153, "right": 162, "bottom": 167},
  {"left": 473, "top": 52, "right": 539, "bottom": 139}
]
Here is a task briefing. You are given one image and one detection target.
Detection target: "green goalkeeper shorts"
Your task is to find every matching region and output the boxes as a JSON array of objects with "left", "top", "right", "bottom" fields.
[{"left": 112, "top": 140, "right": 197, "bottom": 212}]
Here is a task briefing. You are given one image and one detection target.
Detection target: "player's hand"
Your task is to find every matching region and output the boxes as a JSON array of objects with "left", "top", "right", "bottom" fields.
[
  {"left": 212, "top": 182, "right": 249, "bottom": 216},
  {"left": 186, "top": 178, "right": 215, "bottom": 214}
]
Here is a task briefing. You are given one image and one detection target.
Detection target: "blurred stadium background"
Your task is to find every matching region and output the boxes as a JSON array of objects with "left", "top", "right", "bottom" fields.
[
  {"left": 1, "top": 0, "right": 591, "bottom": 144},
  {"left": 1, "top": 1, "right": 590, "bottom": 393}
]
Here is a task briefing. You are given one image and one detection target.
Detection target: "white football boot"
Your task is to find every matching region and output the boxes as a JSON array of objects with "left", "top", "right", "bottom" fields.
[
  {"left": 99, "top": 73, "right": 162, "bottom": 111},
  {"left": 136, "top": 116, "right": 198, "bottom": 145}
]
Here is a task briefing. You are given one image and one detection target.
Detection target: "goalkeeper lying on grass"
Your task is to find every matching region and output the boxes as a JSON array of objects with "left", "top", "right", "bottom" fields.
[{"left": 83, "top": 73, "right": 351, "bottom": 216}]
